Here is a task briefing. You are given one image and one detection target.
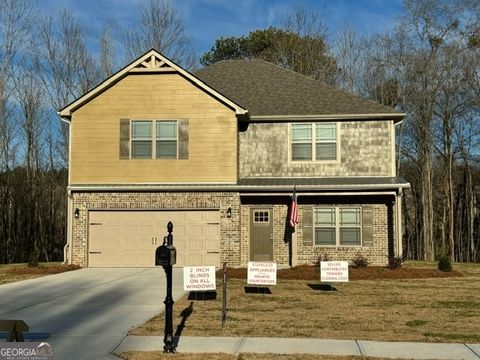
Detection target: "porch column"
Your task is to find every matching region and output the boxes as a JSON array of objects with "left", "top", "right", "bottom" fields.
[
  {"left": 396, "top": 190, "right": 403, "bottom": 258},
  {"left": 291, "top": 230, "right": 298, "bottom": 267}
]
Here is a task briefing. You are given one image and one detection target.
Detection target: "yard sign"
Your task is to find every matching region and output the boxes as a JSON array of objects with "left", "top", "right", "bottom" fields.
[
  {"left": 247, "top": 261, "right": 277, "bottom": 285},
  {"left": 320, "top": 261, "right": 349, "bottom": 282},
  {"left": 183, "top": 266, "right": 216, "bottom": 291}
]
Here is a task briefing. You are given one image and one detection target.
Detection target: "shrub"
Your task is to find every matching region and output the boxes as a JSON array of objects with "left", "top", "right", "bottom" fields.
[
  {"left": 313, "top": 252, "right": 330, "bottom": 266},
  {"left": 387, "top": 256, "right": 404, "bottom": 269},
  {"left": 28, "top": 247, "right": 40, "bottom": 267},
  {"left": 437, "top": 246, "right": 452, "bottom": 272},
  {"left": 438, "top": 254, "right": 452, "bottom": 272},
  {"left": 351, "top": 254, "right": 369, "bottom": 268}
]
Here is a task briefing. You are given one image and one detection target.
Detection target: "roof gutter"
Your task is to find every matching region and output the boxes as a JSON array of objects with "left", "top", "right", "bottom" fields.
[
  {"left": 241, "top": 191, "right": 398, "bottom": 197},
  {"left": 68, "top": 183, "right": 410, "bottom": 192},
  {"left": 249, "top": 113, "right": 405, "bottom": 122}
]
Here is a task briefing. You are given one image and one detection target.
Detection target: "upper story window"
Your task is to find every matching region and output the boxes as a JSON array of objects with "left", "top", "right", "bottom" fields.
[
  {"left": 131, "top": 121, "right": 152, "bottom": 159},
  {"left": 131, "top": 120, "right": 178, "bottom": 159},
  {"left": 156, "top": 121, "right": 177, "bottom": 158},
  {"left": 291, "top": 123, "right": 337, "bottom": 161}
]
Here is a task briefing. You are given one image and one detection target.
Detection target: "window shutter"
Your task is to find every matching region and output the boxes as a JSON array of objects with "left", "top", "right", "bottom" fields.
[
  {"left": 303, "top": 206, "right": 313, "bottom": 246},
  {"left": 119, "top": 118, "right": 130, "bottom": 160},
  {"left": 178, "top": 119, "right": 189, "bottom": 159},
  {"left": 362, "top": 206, "right": 373, "bottom": 247}
]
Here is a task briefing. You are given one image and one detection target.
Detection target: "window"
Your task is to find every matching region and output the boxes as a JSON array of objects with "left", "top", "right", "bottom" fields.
[
  {"left": 253, "top": 210, "right": 269, "bottom": 223},
  {"left": 315, "top": 208, "right": 335, "bottom": 245},
  {"left": 131, "top": 121, "right": 152, "bottom": 159},
  {"left": 291, "top": 123, "right": 337, "bottom": 161},
  {"left": 314, "top": 207, "right": 361, "bottom": 246},
  {"left": 339, "top": 208, "right": 361, "bottom": 245},
  {"left": 156, "top": 121, "right": 177, "bottom": 158},
  {"left": 291, "top": 124, "right": 312, "bottom": 160},
  {"left": 316, "top": 123, "right": 336, "bottom": 160},
  {"left": 130, "top": 120, "right": 178, "bottom": 159}
]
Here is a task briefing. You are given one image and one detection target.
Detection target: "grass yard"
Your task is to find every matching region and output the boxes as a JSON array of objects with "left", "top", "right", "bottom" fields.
[
  {"left": 118, "top": 352, "right": 406, "bottom": 360},
  {"left": 0, "top": 262, "right": 80, "bottom": 285},
  {"left": 131, "top": 261, "right": 480, "bottom": 343}
]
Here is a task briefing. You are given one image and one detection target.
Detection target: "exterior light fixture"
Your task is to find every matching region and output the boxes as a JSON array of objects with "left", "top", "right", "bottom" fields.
[
  {"left": 226, "top": 207, "right": 232, "bottom": 218},
  {"left": 74, "top": 208, "right": 80, "bottom": 219}
]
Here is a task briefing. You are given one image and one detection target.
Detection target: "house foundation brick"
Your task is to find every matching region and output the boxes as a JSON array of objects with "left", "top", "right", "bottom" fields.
[{"left": 71, "top": 191, "right": 241, "bottom": 268}]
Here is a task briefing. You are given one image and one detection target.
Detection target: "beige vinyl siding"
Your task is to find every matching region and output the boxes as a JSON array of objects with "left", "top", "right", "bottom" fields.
[{"left": 70, "top": 74, "right": 237, "bottom": 183}]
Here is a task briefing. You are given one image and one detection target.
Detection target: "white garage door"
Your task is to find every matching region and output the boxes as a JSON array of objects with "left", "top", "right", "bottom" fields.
[{"left": 88, "top": 210, "right": 220, "bottom": 267}]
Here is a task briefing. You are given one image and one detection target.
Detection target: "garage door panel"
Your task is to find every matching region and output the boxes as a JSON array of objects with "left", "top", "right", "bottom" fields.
[
  {"left": 88, "top": 210, "right": 220, "bottom": 267},
  {"left": 189, "top": 239, "right": 204, "bottom": 251},
  {"left": 206, "top": 225, "right": 219, "bottom": 238},
  {"left": 188, "top": 253, "right": 204, "bottom": 266}
]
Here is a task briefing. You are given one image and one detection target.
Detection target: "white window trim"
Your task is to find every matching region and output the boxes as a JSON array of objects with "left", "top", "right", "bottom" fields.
[
  {"left": 288, "top": 122, "right": 341, "bottom": 164},
  {"left": 314, "top": 206, "right": 362, "bottom": 247},
  {"left": 130, "top": 119, "right": 179, "bottom": 160}
]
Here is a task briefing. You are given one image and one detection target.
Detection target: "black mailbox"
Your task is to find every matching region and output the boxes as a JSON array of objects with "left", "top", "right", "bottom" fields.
[{"left": 156, "top": 244, "right": 176, "bottom": 267}]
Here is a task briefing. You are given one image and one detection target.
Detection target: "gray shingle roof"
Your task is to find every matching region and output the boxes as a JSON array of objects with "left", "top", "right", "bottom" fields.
[{"left": 194, "top": 59, "right": 402, "bottom": 117}]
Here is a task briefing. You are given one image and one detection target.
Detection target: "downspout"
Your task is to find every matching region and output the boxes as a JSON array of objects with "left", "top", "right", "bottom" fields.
[
  {"left": 394, "top": 118, "right": 404, "bottom": 258},
  {"left": 397, "top": 188, "right": 403, "bottom": 258},
  {"left": 60, "top": 115, "right": 72, "bottom": 264},
  {"left": 63, "top": 189, "right": 73, "bottom": 264}
]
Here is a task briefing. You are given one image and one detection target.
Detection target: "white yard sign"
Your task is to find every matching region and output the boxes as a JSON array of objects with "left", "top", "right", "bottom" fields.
[
  {"left": 247, "top": 261, "right": 277, "bottom": 285},
  {"left": 183, "top": 266, "right": 216, "bottom": 291},
  {"left": 320, "top": 261, "right": 349, "bottom": 282}
]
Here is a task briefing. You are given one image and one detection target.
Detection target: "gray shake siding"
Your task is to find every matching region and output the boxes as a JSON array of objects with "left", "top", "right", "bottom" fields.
[{"left": 239, "top": 121, "right": 394, "bottom": 177}]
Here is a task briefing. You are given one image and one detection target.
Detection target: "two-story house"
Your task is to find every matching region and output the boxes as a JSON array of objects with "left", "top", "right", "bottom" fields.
[{"left": 59, "top": 49, "right": 410, "bottom": 268}]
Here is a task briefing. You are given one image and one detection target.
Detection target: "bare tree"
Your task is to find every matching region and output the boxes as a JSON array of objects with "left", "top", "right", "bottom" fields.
[
  {"left": 13, "top": 63, "right": 47, "bottom": 264},
  {"left": 0, "top": 0, "right": 37, "bottom": 263},
  {"left": 35, "top": 9, "right": 100, "bottom": 165},
  {"left": 334, "top": 24, "right": 365, "bottom": 93},
  {"left": 122, "top": 0, "right": 196, "bottom": 68},
  {"left": 276, "top": 5, "right": 337, "bottom": 83},
  {"left": 99, "top": 21, "right": 118, "bottom": 78}
]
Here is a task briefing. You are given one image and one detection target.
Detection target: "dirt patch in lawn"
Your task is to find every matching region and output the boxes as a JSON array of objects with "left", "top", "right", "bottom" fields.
[
  {"left": 132, "top": 262, "right": 479, "bottom": 343},
  {"left": 0, "top": 263, "right": 80, "bottom": 285},
  {"left": 223, "top": 265, "right": 462, "bottom": 281},
  {"left": 118, "top": 352, "right": 404, "bottom": 360}
]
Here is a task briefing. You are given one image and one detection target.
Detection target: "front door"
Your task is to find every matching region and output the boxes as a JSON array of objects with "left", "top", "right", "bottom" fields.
[{"left": 250, "top": 208, "right": 273, "bottom": 261}]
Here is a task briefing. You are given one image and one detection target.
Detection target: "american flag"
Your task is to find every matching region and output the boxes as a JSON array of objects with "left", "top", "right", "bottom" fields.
[{"left": 289, "top": 188, "right": 298, "bottom": 228}]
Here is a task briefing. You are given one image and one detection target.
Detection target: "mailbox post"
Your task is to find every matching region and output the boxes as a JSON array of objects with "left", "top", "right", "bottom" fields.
[{"left": 155, "top": 221, "right": 176, "bottom": 353}]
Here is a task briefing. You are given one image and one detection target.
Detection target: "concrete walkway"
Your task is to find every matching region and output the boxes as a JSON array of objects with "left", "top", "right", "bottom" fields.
[{"left": 115, "top": 335, "right": 480, "bottom": 360}]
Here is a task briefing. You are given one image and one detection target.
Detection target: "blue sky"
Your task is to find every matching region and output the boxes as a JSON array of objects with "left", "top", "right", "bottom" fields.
[{"left": 38, "top": 0, "right": 404, "bottom": 57}]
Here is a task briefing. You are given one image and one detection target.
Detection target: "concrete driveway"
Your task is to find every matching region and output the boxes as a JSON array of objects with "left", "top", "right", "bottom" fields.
[{"left": 0, "top": 268, "right": 185, "bottom": 359}]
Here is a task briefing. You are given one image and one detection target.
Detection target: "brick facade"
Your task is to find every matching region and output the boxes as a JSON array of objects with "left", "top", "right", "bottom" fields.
[
  {"left": 71, "top": 192, "right": 396, "bottom": 268},
  {"left": 239, "top": 196, "right": 395, "bottom": 267},
  {"left": 71, "top": 191, "right": 241, "bottom": 267}
]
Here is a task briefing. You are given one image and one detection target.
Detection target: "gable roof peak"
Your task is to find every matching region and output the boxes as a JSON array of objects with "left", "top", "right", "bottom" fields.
[{"left": 59, "top": 49, "right": 247, "bottom": 118}]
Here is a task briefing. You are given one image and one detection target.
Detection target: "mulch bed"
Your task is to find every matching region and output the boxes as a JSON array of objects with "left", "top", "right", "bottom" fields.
[
  {"left": 219, "top": 265, "right": 462, "bottom": 281},
  {"left": 6, "top": 264, "right": 80, "bottom": 275}
]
